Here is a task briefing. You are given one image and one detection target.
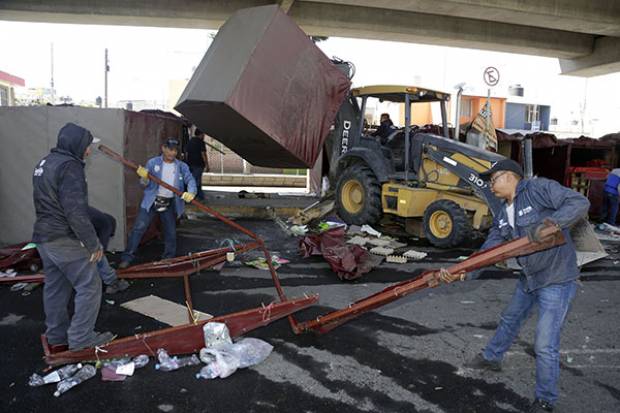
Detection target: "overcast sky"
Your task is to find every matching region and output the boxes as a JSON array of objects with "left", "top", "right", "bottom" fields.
[{"left": 1, "top": 20, "right": 619, "bottom": 136}]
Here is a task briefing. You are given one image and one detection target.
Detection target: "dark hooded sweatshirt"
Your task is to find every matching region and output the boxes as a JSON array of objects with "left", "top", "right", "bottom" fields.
[{"left": 32, "top": 123, "right": 100, "bottom": 253}]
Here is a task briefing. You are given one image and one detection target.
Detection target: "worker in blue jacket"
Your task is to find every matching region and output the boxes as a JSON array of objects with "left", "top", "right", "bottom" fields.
[
  {"left": 440, "top": 159, "right": 590, "bottom": 413},
  {"left": 601, "top": 168, "right": 620, "bottom": 225},
  {"left": 118, "top": 138, "right": 197, "bottom": 268},
  {"left": 32, "top": 123, "right": 114, "bottom": 350}
]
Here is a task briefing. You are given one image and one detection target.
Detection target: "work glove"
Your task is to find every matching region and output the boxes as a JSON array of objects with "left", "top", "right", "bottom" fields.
[
  {"left": 527, "top": 218, "right": 560, "bottom": 243},
  {"left": 136, "top": 166, "right": 149, "bottom": 179},
  {"left": 438, "top": 268, "right": 467, "bottom": 284},
  {"left": 181, "top": 192, "right": 196, "bottom": 203}
]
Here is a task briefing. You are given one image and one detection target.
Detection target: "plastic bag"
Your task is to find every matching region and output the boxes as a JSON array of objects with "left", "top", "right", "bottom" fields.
[
  {"left": 196, "top": 338, "right": 273, "bottom": 379},
  {"left": 203, "top": 322, "right": 232, "bottom": 348}
]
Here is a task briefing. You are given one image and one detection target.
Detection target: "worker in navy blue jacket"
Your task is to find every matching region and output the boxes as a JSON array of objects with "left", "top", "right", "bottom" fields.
[
  {"left": 118, "top": 138, "right": 196, "bottom": 268},
  {"left": 32, "top": 123, "right": 114, "bottom": 351},
  {"left": 440, "top": 159, "right": 590, "bottom": 413}
]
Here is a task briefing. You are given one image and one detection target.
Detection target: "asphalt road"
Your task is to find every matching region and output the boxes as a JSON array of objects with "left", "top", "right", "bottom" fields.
[{"left": 1, "top": 217, "right": 619, "bottom": 413}]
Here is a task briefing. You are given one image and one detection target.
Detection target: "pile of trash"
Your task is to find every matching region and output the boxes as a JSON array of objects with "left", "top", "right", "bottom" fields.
[
  {"left": 28, "top": 323, "right": 273, "bottom": 397},
  {"left": 296, "top": 219, "right": 430, "bottom": 280}
]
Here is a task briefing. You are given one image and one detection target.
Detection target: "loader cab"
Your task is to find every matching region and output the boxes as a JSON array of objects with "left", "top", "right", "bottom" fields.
[{"left": 351, "top": 85, "right": 451, "bottom": 179}]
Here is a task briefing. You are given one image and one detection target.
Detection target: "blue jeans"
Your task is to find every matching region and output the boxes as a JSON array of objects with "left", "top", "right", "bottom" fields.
[
  {"left": 483, "top": 278, "right": 577, "bottom": 405},
  {"left": 601, "top": 192, "right": 619, "bottom": 225},
  {"left": 121, "top": 204, "right": 177, "bottom": 264},
  {"left": 189, "top": 166, "right": 205, "bottom": 200},
  {"left": 97, "top": 256, "right": 117, "bottom": 285}
]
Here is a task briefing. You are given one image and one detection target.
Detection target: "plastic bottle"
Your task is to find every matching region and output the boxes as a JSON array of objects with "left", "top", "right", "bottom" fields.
[
  {"left": 154, "top": 349, "right": 200, "bottom": 371},
  {"left": 196, "top": 363, "right": 220, "bottom": 380},
  {"left": 28, "top": 363, "right": 82, "bottom": 387},
  {"left": 53, "top": 365, "right": 96, "bottom": 397},
  {"left": 133, "top": 354, "right": 150, "bottom": 369}
]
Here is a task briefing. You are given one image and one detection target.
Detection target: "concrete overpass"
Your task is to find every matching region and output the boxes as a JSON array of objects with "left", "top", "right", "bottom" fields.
[{"left": 1, "top": 0, "right": 619, "bottom": 77}]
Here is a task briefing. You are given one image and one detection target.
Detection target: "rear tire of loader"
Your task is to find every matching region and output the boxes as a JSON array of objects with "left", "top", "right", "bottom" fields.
[
  {"left": 336, "top": 164, "right": 382, "bottom": 226},
  {"left": 423, "top": 199, "right": 471, "bottom": 248}
]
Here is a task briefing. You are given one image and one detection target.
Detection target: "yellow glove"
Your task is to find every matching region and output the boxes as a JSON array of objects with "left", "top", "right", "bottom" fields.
[
  {"left": 181, "top": 192, "right": 196, "bottom": 203},
  {"left": 136, "top": 166, "right": 149, "bottom": 179}
]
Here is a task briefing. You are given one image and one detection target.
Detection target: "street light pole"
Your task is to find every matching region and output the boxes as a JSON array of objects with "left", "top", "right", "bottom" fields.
[{"left": 104, "top": 48, "right": 109, "bottom": 108}]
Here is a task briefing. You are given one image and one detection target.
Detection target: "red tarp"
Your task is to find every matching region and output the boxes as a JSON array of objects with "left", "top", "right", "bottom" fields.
[
  {"left": 299, "top": 227, "right": 373, "bottom": 281},
  {"left": 175, "top": 5, "right": 351, "bottom": 168}
]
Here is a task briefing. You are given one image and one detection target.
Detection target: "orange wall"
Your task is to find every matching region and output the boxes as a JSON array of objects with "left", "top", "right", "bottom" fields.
[{"left": 459, "top": 96, "right": 506, "bottom": 128}]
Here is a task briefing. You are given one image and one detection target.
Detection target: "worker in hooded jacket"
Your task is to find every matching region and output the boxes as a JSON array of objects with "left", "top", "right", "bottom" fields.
[{"left": 32, "top": 123, "right": 114, "bottom": 351}]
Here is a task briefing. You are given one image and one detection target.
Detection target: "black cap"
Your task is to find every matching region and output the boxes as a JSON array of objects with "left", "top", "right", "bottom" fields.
[
  {"left": 163, "top": 138, "right": 179, "bottom": 148},
  {"left": 194, "top": 128, "right": 204, "bottom": 137},
  {"left": 479, "top": 159, "right": 524, "bottom": 180}
]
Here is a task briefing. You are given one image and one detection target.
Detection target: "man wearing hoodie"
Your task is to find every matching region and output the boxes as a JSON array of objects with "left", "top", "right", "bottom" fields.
[
  {"left": 118, "top": 138, "right": 196, "bottom": 268},
  {"left": 32, "top": 123, "right": 113, "bottom": 351}
]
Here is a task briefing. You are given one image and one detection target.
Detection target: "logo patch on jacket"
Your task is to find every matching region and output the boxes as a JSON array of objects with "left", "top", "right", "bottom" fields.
[
  {"left": 518, "top": 206, "right": 533, "bottom": 217},
  {"left": 154, "top": 165, "right": 160, "bottom": 173},
  {"left": 33, "top": 160, "right": 45, "bottom": 176}
]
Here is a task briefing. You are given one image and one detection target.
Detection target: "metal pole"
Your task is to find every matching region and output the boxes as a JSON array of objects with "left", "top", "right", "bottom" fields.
[
  {"left": 440, "top": 100, "right": 449, "bottom": 139},
  {"left": 523, "top": 136, "right": 534, "bottom": 178},
  {"left": 50, "top": 43, "right": 55, "bottom": 104},
  {"left": 454, "top": 85, "right": 464, "bottom": 139},
  {"left": 104, "top": 48, "right": 109, "bottom": 108},
  {"left": 404, "top": 93, "right": 411, "bottom": 181}
]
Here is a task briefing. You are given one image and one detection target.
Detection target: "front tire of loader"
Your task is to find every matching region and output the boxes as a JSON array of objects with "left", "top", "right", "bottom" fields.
[
  {"left": 423, "top": 199, "right": 471, "bottom": 248},
  {"left": 336, "top": 164, "right": 382, "bottom": 226}
]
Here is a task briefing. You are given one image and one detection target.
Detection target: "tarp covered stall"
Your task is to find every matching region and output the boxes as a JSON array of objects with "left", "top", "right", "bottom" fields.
[
  {"left": 0, "top": 107, "right": 183, "bottom": 251},
  {"left": 175, "top": 5, "right": 351, "bottom": 168}
]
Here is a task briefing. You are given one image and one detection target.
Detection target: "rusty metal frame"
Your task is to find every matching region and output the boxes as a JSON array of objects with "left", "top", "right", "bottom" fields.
[
  {"left": 290, "top": 225, "right": 565, "bottom": 333},
  {"left": 42, "top": 294, "right": 318, "bottom": 366}
]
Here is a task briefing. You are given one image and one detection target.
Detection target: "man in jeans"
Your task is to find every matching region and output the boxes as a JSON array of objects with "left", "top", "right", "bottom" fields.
[
  {"left": 88, "top": 207, "right": 129, "bottom": 294},
  {"left": 601, "top": 168, "right": 620, "bottom": 226},
  {"left": 440, "top": 159, "right": 589, "bottom": 412},
  {"left": 185, "top": 128, "right": 209, "bottom": 201},
  {"left": 32, "top": 123, "right": 114, "bottom": 351},
  {"left": 118, "top": 138, "right": 196, "bottom": 268}
]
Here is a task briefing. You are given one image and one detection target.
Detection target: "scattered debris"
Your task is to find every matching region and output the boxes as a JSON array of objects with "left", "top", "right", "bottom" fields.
[
  {"left": 403, "top": 250, "right": 428, "bottom": 260},
  {"left": 155, "top": 349, "right": 201, "bottom": 371},
  {"left": 385, "top": 255, "right": 407, "bottom": 264},
  {"left": 288, "top": 197, "right": 335, "bottom": 225},
  {"left": 360, "top": 225, "right": 381, "bottom": 238},
  {"left": 29, "top": 364, "right": 82, "bottom": 387},
  {"left": 367, "top": 238, "right": 392, "bottom": 247},
  {"left": 300, "top": 227, "right": 375, "bottom": 280},
  {"left": 244, "top": 256, "right": 289, "bottom": 270},
  {"left": 203, "top": 322, "right": 233, "bottom": 348},
  {"left": 289, "top": 225, "right": 308, "bottom": 236},
  {"left": 105, "top": 299, "right": 115, "bottom": 305},
  {"left": 346, "top": 236, "right": 369, "bottom": 246},
  {"left": 0, "top": 269, "right": 16, "bottom": 278},
  {"left": 369, "top": 246, "right": 394, "bottom": 256},
  {"left": 121, "top": 295, "right": 213, "bottom": 327},
  {"left": 197, "top": 338, "right": 274, "bottom": 380},
  {"left": 54, "top": 364, "right": 96, "bottom": 397}
]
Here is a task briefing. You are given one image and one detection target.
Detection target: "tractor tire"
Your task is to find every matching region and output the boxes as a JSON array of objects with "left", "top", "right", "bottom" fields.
[
  {"left": 336, "top": 164, "right": 382, "bottom": 226},
  {"left": 423, "top": 199, "right": 471, "bottom": 248}
]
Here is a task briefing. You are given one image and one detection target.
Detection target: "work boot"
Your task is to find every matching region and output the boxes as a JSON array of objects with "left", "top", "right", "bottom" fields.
[
  {"left": 117, "top": 261, "right": 130, "bottom": 269},
  {"left": 527, "top": 399, "right": 554, "bottom": 412},
  {"left": 463, "top": 353, "right": 502, "bottom": 372},
  {"left": 105, "top": 279, "right": 130, "bottom": 294},
  {"left": 70, "top": 331, "right": 115, "bottom": 351}
]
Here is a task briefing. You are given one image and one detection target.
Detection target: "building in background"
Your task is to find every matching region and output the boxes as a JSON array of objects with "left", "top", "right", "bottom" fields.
[
  {"left": 15, "top": 87, "right": 55, "bottom": 106},
  {"left": 459, "top": 95, "right": 506, "bottom": 129},
  {"left": 505, "top": 100, "right": 551, "bottom": 131},
  {"left": 0, "top": 70, "right": 25, "bottom": 106}
]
